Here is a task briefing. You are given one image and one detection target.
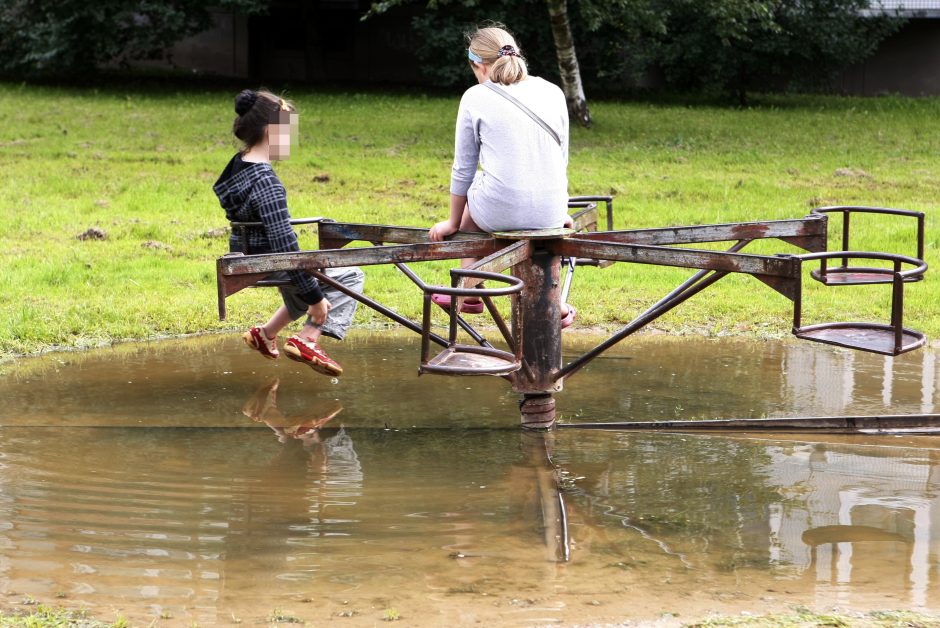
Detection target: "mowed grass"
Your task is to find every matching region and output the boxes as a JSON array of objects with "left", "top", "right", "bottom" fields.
[{"left": 1, "top": 82, "right": 938, "bottom": 358}]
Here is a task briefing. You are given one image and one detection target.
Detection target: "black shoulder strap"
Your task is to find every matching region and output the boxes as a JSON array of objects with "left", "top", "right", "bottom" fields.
[{"left": 484, "top": 82, "right": 562, "bottom": 147}]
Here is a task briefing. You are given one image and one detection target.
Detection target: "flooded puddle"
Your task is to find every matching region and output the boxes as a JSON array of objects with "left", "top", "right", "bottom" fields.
[{"left": 0, "top": 333, "right": 939, "bottom": 625}]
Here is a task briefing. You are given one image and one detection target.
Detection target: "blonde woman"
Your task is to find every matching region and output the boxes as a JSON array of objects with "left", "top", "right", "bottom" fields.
[{"left": 429, "top": 25, "right": 574, "bottom": 325}]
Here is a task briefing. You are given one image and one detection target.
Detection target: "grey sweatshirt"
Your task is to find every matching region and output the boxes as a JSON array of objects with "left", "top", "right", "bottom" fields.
[{"left": 450, "top": 77, "right": 569, "bottom": 233}]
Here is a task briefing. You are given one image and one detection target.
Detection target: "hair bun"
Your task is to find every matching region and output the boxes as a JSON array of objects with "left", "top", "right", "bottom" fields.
[{"left": 235, "top": 89, "right": 257, "bottom": 115}]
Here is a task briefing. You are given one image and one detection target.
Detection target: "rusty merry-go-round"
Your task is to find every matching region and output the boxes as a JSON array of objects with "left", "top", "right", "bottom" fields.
[{"left": 216, "top": 197, "right": 931, "bottom": 432}]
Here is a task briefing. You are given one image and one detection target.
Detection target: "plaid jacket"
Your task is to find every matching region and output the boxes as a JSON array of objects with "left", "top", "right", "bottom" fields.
[{"left": 213, "top": 155, "right": 323, "bottom": 304}]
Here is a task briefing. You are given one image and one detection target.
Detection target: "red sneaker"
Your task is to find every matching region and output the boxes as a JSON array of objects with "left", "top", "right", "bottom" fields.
[
  {"left": 284, "top": 336, "right": 344, "bottom": 376},
  {"left": 243, "top": 326, "right": 279, "bottom": 359}
]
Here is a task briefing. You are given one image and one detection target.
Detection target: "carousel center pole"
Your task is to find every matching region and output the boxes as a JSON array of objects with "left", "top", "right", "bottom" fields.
[{"left": 511, "top": 239, "right": 564, "bottom": 429}]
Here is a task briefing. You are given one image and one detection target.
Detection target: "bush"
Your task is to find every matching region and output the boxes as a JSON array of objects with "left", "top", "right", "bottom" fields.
[{"left": 0, "top": 0, "right": 261, "bottom": 78}]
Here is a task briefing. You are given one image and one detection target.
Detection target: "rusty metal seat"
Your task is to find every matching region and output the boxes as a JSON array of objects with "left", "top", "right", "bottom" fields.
[
  {"left": 420, "top": 269, "right": 525, "bottom": 376},
  {"left": 809, "top": 206, "right": 925, "bottom": 285},
  {"left": 793, "top": 251, "right": 928, "bottom": 356}
]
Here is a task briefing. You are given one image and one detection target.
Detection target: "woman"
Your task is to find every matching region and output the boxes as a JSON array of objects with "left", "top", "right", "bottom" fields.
[{"left": 429, "top": 25, "right": 573, "bottom": 324}]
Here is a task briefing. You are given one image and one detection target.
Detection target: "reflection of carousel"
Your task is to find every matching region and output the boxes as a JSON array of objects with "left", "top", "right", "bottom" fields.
[
  {"left": 217, "top": 200, "right": 929, "bottom": 430},
  {"left": 766, "top": 443, "right": 940, "bottom": 607},
  {"left": 241, "top": 381, "right": 573, "bottom": 563}
]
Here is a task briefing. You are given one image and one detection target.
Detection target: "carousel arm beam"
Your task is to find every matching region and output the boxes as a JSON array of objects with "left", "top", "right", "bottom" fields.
[
  {"left": 553, "top": 238, "right": 799, "bottom": 277},
  {"left": 216, "top": 240, "right": 502, "bottom": 318},
  {"left": 219, "top": 240, "right": 500, "bottom": 277},
  {"left": 574, "top": 216, "right": 826, "bottom": 250},
  {"left": 318, "top": 222, "right": 491, "bottom": 249}
]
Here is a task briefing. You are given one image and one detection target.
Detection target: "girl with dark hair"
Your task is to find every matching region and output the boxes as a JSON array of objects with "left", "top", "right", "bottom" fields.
[{"left": 213, "top": 90, "right": 364, "bottom": 376}]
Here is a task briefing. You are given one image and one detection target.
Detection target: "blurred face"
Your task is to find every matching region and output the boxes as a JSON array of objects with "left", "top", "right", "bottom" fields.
[{"left": 268, "top": 111, "right": 299, "bottom": 160}]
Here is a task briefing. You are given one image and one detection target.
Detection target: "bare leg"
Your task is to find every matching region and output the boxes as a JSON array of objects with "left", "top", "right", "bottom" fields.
[
  {"left": 458, "top": 206, "right": 484, "bottom": 271},
  {"left": 261, "top": 305, "right": 294, "bottom": 341},
  {"left": 262, "top": 306, "right": 324, "bottom": 344},
  {"left": 295, "top": 321, "right": 322, "bottom": 343},
  {"left": 455, "top": 207, "right": 486, "bottom": 304}
]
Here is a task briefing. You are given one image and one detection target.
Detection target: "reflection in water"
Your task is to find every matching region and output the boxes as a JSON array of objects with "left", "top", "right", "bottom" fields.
[
  {"left": 781, "top": 343, "right": 939, "bottom": 417},
  {"left": 510, "top": 433, "right": 569, "bottom": 563},
  {"left": 762, "top": 441, "right": 939, "bottom": 608},
  {"left": 556, "top": 432, "right": 940, "bottom": 613},
  {"left": 0, "top": 334, "right": 939, "bottom": 623},
  {"left": 229, "top": 383, "right": 364, "bottom": 594},
  {"left": 2, "top": 427, "right": 940, "bottom": 623},
  {"left": 241, "top": 378, "right": 343, "bottom": 442}
]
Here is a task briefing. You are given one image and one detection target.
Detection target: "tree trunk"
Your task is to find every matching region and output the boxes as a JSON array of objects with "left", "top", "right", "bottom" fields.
[{"left": 545, "top": 0, "right": 591, "bottom": 127}]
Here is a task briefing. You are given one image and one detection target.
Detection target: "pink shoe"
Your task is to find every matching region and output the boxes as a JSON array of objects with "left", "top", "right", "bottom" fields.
[
  {"left": 243, "top": 326, "right": 279, "bottom": 359},
  {"left": 431, "top": 293, "right": 485, "bottom": 314},
  {"left": 284, "top": 336, "right": 344, "bottom": 376},
  {"left": 561, "top": 305, "right": 577, "bottom": 329}
]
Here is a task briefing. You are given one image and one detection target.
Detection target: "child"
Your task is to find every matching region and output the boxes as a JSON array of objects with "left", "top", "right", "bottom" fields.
[{"left": 214, "top": 89, "right": 364, "bottom": 376}]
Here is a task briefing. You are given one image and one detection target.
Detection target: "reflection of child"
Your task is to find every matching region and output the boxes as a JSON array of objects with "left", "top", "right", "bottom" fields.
[
  {"left": 214, "top": 89, "right": 364, "bottom": 376},
  {"left": 242, "top": 378, "right": 342, "bottom": 443},
  {"left": 241, "top": 380, "right": 361, "bottom": 489}
]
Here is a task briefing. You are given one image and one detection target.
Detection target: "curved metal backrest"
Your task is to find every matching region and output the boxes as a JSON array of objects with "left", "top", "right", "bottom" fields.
[{"left": 810, "top": 206, "right": 925, "bottom": 271}]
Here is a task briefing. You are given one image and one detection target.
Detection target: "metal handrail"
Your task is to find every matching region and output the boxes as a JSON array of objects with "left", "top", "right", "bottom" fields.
[
  {"left": 425, "top": 269, "right": 525, "bottom": 297},
  {"left": 230, "top": 217, "right": 332, "bottom": 229},
  {"left": 569, "top": 195, "right": 614, "bottom": 231}
]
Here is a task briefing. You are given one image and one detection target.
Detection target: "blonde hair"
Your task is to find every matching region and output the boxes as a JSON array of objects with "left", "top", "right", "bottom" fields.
[{"left": 467, "top": 25, "right": 528, "bottom": 86}]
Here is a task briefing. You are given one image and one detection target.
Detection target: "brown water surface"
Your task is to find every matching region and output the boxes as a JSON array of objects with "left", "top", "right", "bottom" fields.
[{"left": 0, "top": 332, "right": 938, "bottom": 625}]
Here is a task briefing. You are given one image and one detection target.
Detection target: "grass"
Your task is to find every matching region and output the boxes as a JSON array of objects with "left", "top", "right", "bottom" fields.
[
  {"left": 1, "top": 605, "right": 938, "bottom": 627},
  {"left": 0, "top": 604, "right": 124, "bottom": 627},
  {"left": 1, "top": 81, "right": 939, "bottom": 358},
  {"left": 687, "top": 609, "right": 940, "bottom": 627}
]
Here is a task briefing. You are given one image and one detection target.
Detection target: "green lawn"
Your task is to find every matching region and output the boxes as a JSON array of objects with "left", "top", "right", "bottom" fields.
[
  {"left": 1, "top": 82, "right": 938, "bottom": 359},
  {"left": 1, "top": 604, "right": 938, "bottom": 627}
]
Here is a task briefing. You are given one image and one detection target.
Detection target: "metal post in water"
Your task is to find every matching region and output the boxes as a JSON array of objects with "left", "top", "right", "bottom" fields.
[{"left": 512, "top": 243, "right": 563, "bottom": 429}]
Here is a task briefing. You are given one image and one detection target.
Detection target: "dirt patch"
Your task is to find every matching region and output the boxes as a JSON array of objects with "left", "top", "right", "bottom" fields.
[{"left": 77, "top": 227, "right": 107, "bottom": 241}]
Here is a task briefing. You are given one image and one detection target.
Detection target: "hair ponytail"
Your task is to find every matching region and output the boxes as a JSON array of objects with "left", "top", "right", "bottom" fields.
[{"left": 467, "top": 25, "right": 528, "bottom": 86}]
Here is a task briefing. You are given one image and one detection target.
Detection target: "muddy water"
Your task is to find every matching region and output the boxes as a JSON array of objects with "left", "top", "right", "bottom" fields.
[{"left": 0, "top": 332, "right": 939, "bottom": 625}]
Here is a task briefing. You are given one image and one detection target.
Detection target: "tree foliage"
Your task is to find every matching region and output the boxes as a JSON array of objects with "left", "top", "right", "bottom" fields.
[
  {"left": 0, "top": 0, "right": 264, "bottom": 78},
  {"left": 649, "top": 0, "right": 903, "bottom": 103},
  {"left": 369, "top": 0, "right": 903, "bottom": 100}
]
